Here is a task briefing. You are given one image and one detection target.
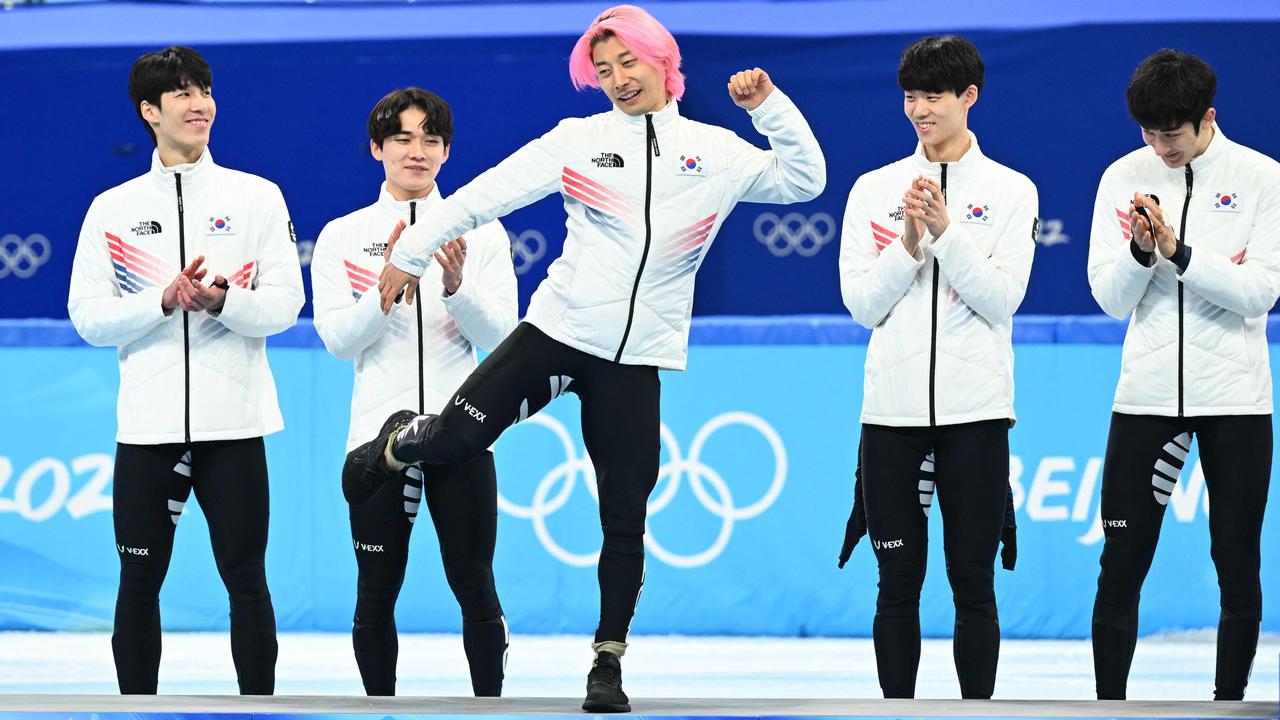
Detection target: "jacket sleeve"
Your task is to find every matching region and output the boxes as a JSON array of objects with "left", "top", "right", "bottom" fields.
[
  {"left": 213, "top": 184, "right": 305, "bottom": 337},
  {"left": 391, "top": 123, "right": 566, "bottom": 277},
  {"left": 67, "top": 196, "right": 172, "bottom": 347},
  {"left": 1087, "top": 166, "right": 1156, "bottom": 319},
  {"left": 931, "top": 180, "right": 1038, "bottom": 325},
  {"left": 839, "top": 176, "right": 924, "bottom": 328},
  {"left": 725, "top": 88, "right": 827, "bottom": 205},
  {"left": 1178, "top": 179, "right": 1280, "bottom": 318},
  {"left": 311, "top": 218, "right": 394, "bottom": 360},
  {"left": 442, "top": 219, "right": 518, "bottom": 352}
]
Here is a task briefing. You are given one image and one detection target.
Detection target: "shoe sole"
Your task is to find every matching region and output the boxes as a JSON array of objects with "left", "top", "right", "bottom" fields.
[{"left": 581, "top": 699, "right": 630, "bottom": 713}]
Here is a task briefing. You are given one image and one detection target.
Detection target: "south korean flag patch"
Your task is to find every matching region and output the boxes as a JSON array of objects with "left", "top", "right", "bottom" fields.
[{"left": 962, "top": 202, "right": 992, "bottom": 224}]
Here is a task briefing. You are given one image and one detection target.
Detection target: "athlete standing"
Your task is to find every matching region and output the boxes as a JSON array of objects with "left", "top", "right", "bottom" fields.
[
  {"left": 312, "top": 87, "right": 517, "bottom": 697},
  {"left": 1087, "top": 50, "right": 1279, "bottom": 701},
  {"left": 838, "top": 36, "right": 1038, "bottom": 699},
  {"left": 68, "top": 46, "right": 304, "bottom": 694},
  {"left": 351, "top": 4, "right": 825, "bottom": 712}
]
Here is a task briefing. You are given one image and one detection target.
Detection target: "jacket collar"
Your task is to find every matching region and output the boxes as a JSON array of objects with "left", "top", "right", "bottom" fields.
[
  {"left": 150, "top": 147, "right": 215, "bottom": 193},
  {"left": 378, "top": 182, "right": 442, "bottom": 218},
  {"left": 911, "top": 131, "right": 985, "bottom": 183},
  {"left": 609, "top": 97, "right": 681, "bottom": 133}
]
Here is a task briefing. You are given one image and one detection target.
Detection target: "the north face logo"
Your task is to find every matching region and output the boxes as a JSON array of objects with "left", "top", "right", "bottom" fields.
[
  {"left": 591, "top": 152, "right": 624, "bottom": 168},
  {"left": 131, "top": 220, "right": 162, "bottom": 236},
  {"left": 888, "top": 205, "right": 905, "bottom": 222}
]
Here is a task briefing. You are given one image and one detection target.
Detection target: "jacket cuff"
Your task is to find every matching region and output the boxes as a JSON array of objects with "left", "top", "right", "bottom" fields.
[
  {"left": 885, "top": 234, "right": 926, "bottom": 276},
  {"left": 747, "top": 87, "right": 790, "bottom": 120},
  {"left": 442, "top": 276, "right": 482, "bottom": 322},
  {"left": 1170, "top": 243, "right": 1192, "bottom": 274},
  {"left": 929, "top": 223, "right": 966, "bottom": 263},
  {"left": 356, "top": 283, "right": 394, "bottom": 323},
  {"left": 1129, "top": 240, "right": 1155, "bottom": 268}
]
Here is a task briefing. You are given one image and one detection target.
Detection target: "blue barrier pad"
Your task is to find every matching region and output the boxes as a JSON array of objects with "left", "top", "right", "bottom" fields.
[
  {"left": 0, "top": 341, "right": 1277, "bottom": 637},
  {"left": 7, "top": 315, "right": 1280, "bottom": 348}
]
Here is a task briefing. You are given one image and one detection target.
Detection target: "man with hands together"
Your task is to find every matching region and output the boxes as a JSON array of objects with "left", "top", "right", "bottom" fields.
[
  {"left": 68, "top": 46, "right": 303, "bottom": 695},
  {"left": 1087, "top": 50, "right": 1280, "bottom": 702},
  {"left": 838, "top": 35, "right": 1037, "bottom": 700}
]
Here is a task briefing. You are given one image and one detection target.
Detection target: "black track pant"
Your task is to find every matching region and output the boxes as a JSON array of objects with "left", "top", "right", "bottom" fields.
[
  {"left": 1093, "top": 412, "right": 1270, "bottom": 701},
  {"left": 394, "top": 322, "right": 659, "bottom": 645},
  {"left": 350, "top": 451, "right": 506, "bottom": 696},
  {"left": 860, "top": 420, "right": 1008, "bottom": 699},
  {"left": 112, "top": 438, "right": 277, "bottom": 695}
]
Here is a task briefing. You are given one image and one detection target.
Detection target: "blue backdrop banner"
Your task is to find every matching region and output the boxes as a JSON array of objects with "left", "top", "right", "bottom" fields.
[
  {"left": 0, "top": 318, "right": 1275, "bottom": 638},
  {"left": 3, "top": 2, "right": 1280, "bottom": 318}
]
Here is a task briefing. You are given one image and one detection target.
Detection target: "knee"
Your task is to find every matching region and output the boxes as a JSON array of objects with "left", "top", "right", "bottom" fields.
[
  {"left": 354, "top": 594, "right": 398, "bottom": 627},
  {"left": 117, "top": 560, "right": 164, "bottom": 603},
  {"left": 875, "top": 558, "right": 925, "bottom": 616},
  {"left": 601, "top": 527, "right": 645, "bottom": 555},
  {"left": 946, "top": 561, "right": 996, "bottom": 619},
  {"left": 223, "top": 561, "right": 269, "bottom": 598},
  {"left": 425, "top": 425, "right": 486, "bottom": 467},
  {"left": 442, "top": 560, "right": 499, "bottom": 618}
]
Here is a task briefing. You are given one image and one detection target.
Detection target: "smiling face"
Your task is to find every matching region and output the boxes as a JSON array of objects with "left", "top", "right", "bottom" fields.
[
  {"left": 1142, "top": 110, "right": 1216, "bottom": 168},
  {"left": 592, "top": 34, "right": 668, "bottom": 116},
  {"left": 372, "top": 106, "right": 449, "bottom": 201},
  {"left": 903, "top": 85, "right": 975, "bottom": 160},
  {"left": 142, "top": 82, "right": 215, "bottom": 164}
]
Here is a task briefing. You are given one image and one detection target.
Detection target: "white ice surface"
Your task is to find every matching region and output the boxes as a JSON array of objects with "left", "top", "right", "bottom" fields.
[{"left": 0, "top": 632, "right": 1275, "bottom": 702}]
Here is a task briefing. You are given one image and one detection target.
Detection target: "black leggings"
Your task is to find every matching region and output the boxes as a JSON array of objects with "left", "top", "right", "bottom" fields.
[
  {"left": 860, "top": 420, "right": 1009, "bottom": 699},
  {"left": 394, "top": 322, "right": 659, "bottom": 645},
  {"left": 350, "top": 451, "right": 505, "bottom": 696},
  {"left": 112, "top": 438, "right": 276, "bottom": 695},
  {"left": 1093, "top": 412, "right": 1271, "bottom": 701}
]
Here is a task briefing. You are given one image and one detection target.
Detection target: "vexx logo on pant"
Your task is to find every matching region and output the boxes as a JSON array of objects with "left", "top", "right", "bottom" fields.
[
  {"left": 872, "top": 538, "right": 905, "bottom": 550},
  {"left": 353, "top": 540, "right": 384, "bottom": 552},
  {"left": 454, "top": 395, "right": 487, "bottom": 423},
  {"left": 117, "top": 544, "right": 149, "bottom": 556}
]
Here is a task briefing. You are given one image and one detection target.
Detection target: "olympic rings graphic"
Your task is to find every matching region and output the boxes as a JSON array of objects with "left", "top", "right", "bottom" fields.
[
  {"left": 507, "top": 229, "right": 547, "bottom": 275},
  {"left": 753, "top": 212, "right": 836, "bottom": 258},
  {"left": 496, "top": 411, "right": 787, "bottom": 569},
  {"left": 0, "top": 234, "right": 52, "bottom": 280}
]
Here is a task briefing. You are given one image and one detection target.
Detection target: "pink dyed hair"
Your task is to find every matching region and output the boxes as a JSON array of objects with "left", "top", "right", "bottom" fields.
[{"left": 568, "top": 5, "right": 685, "bottom": 101}]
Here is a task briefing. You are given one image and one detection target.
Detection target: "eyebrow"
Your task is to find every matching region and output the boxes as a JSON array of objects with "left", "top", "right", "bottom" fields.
[{"left": 595, "top": 51, "right": 634, "bottom": 67}]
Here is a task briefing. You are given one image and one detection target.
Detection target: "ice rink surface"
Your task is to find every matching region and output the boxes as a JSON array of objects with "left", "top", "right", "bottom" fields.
[{"left": 0, "top": 631, "right": 1275, "bottom": 702}]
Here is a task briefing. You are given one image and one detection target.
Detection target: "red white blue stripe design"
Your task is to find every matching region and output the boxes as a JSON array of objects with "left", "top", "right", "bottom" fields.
[
  {"left": 561, "top": 167, "right": 635, "bottom": 220},
  {"left": 106, "top": 232, "right": 168, "bottom": 294}
]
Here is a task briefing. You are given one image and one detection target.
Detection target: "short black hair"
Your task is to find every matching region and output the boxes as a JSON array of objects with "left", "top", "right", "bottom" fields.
[
  {"left": 128, "top": 46, "right": 212, "bottom": 146},
  {"left": 368, "top": 88, "right": 453, "bottom": 147},
  {"left": 898, "top": 35, "right": 984, "bottom": 96},
  {"left": 1126, "top": 50, "right": 1216, "bottom": 134}
]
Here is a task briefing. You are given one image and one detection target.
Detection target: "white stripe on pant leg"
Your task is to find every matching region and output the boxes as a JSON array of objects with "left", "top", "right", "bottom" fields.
[{"left": 1153, "top": 458, "right": 1182, "bottom": 482}]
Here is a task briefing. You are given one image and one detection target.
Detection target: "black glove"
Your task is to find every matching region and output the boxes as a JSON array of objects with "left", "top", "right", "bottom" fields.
[
  {"left": 999, "top": 484, "right": 1017, "bottom": 570},
  {"left": 838, "top": 468, "right": 867, "bottom": 568}
]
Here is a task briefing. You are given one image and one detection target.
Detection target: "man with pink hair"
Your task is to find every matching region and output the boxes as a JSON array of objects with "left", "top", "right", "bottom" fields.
[{"left": 350, "top": 4, "right": 825, "bottom": 711}]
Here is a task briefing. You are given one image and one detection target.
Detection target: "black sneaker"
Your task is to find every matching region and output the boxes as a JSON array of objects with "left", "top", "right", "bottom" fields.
[
  {"left": 341, "top": 410, "right": 418, "bottom": 504},
  {"left": 582, "top": 651, "right": 629, "bottom": 713}
]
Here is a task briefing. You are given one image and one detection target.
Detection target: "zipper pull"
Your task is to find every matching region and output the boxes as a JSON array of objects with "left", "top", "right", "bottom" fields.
[
  {"left": 175, "top": 172, "right": 183, "bottom": 212},
  {"left": 645, "top": 114, "right": 660, "bottom": 157},
  {"left": 410, "top": 200, "right": 416, "bottom": 225},
  {"left": 1184, "top": 163, "right": 1193, "bottom": 198}
]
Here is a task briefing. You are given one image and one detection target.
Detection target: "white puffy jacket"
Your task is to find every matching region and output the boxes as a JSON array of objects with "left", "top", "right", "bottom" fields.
[
  {"left": 68, "top": 150, "right": 304, "bottom": 444},
  {"left": 311, "top": 184, "right": 518, "bottom": 452},
  {"left": 1088, "top": 125, "right": 1280, "bottom": 417},
  {"left": 840, "top": 133, "right": 1038, "bottom": 426},
  {"left": 390, "top": 89, "right": 825, "bottom": 370}
]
